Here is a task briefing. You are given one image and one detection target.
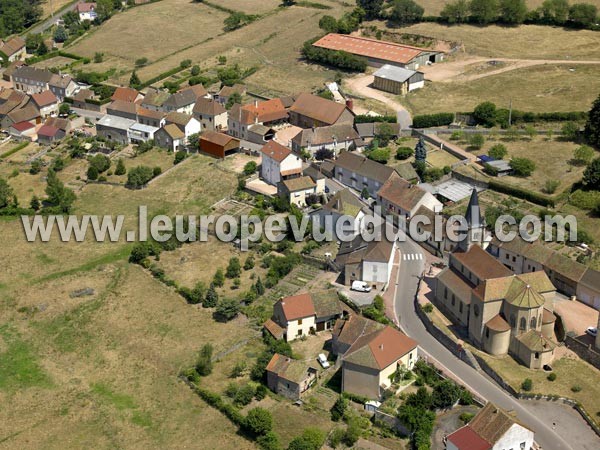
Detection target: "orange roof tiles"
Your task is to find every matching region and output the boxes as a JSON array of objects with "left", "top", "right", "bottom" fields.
[
  {"left": 260, "top": 140, "right": 291, "bottom": 163},
  {"left": 313, "top": 33, "right": 430, "bottom": 65},
  {"left": 279, "top": 293, "right": 316, "bottom": 321},
  {"left": 111, "top": 87, "right": 139, "bottom": 103}
]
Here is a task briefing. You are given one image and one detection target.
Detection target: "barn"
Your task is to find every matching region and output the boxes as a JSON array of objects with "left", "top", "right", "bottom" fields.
[
  {"left": 199, "top": 131, "right": 240, "bottom": 158},
  {"left": 312, "top": 33, "right": 443, "bottom": 70},
  {"left": 373, "top": 65, "right": 425, "bottom": 95}
]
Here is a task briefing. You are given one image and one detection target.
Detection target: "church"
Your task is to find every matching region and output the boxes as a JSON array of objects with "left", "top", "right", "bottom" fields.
[{"left": 434, "top": 190, "right": 558, "bottom": 369}]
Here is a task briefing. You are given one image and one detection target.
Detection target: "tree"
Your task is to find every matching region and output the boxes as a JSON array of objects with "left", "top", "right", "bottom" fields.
[
  {"left": 36, "top": 40, "right": 48, "bottom": 56},
  {"left": 188, "top": 281, "right": 206, "bottom": 305},
  {"left": 583, "top": 157, "right": 600, "bottom": 189},
  {"left": 330, "top": 396, "right": 347, "bottom": 421},
  {"left": 244, "top": 255, "right": 255, "bottom": 270},
  {"left": 468, "top": 133, "right": 485, "bottom": 149},
  {"left": 470, "top": 0, "right": 499, "bottom": 24},
  {"left": 389, "top": 0, "right": 424, "bottom": 25},
  {"left": 94, "top": 52, "right": 104, "bottom": 63},
  {"left": 135, "top": 57, "right": 148, "bottom": 67},
  {"left": 358, "top": 0, "right": 384, "bottom": 19},
  {"left": 569, "top": 3, "right": 598, "bottom": 27},
  {"left": 195, "top": 343, "right": 213, "bottom": 376},
  {"left": 30, "top": 195, "right": 41, "bottom": 211},
  {"left": 584, "top": 94, "right": 600, "bottom": 148},
  {"left": 53, "top": 25, "right": 68, "bottom": 43},
  {"left": 115, "top": 158, "right": 126, "bottom": 175},
  {"left": 375, "top": 122, "right": 394, "bottom": 146},
  {"left": 288, "top": 428, "right": 326, "bottom": 450},
  {"left": 574, "top": 145, "right": 595, "bottom": 164},
  {"left": 473, "top": 101, "right": 497, "bottom": 126},
  {"left": 0, "top": 178, "right": 13, "bottom": 209},
  {"left": 255, "top": 276, "right": 265, "bottom": 296},
  {"left": 45, "top": 169, "right": 76, "bottom": 212},
  {"left": 315, "top": 147, "right": 334, "bottom": 161},
  {"left": 415, "top": 136, "right": 427, "bottom": 162},
  {"left": 432, "top": 380, "right": 461, "bottom": 409},
  {"left": 488, "top": 143, "right": 508, "bottom": 159},
  {"left": 59, "top": 103, "right": 70, "bottom": 116},
  {"left": 367, "top": 148, "right": 390, "bottom": 163},
  {"left": 243, "top": 161, "right": 257, "bottom": 175},
  {"left": 96, "top": 0, "right": 115, "bottom": 21},
  {"left": 90, "top": 154, "right": 111, "bottom": 173},
  {"left": 204, "top": 283, "right": 219, "bottom": 307},
  {"left": 544, "top": 179, "right": 560, "bottom": 194},
  {"left": 226, "top": 92, "right": 242, "bottom": 109},
  {"left": 215, "top": 298, "right": 240, "bottom": 322},
  {"left": 87, "top": 165, "right": 99, "bottom": 181},
  {"left": 562, "top": 121, "right": 580, "bottom": 140},
  {"left": 191, "top": 65, "right": 201, "bottom": 76},
  {"left": 441, "top": 0, "right": 470, "bottom": 23},
  {"left": 396, "top": 146, "right": 414, "bottom": 160},
  {"left": 126, "top": 166, "right": 154, "bottom": 188},
  {"left": 129, "top": 70, "right": 141, "bottom": 89},
  {"left": 256, "top": 432, "right": 280, "bottom": 450},
  {"left": 174, "top": 151, "right": 188, "bottom": 165},
  {"left": 521, "top": 378, "right": 533, "bottom": 391},
  {"left": 213, "top": 268, "right": 225, "bottom": 287},
  {"left": 510, "top": 157, "right": 536, "bottom": 177},
  {"left": 245, "top": 407, "right": 273, "bottom": 436},
  {"left": 342, "top": 417, "right": 362, "bottom": 446},
  {"left": 540, "top": 0, "right": 569, "bottom": 24},
  {"left": 319, "top": 15, "right": 339, "bottom": 33},
  {"left": 499, "top": 0, "right": 528, "bottom": 24}
]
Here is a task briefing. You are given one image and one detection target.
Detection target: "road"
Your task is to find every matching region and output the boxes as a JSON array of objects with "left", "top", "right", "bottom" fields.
[
  {"left": 391, "top": 234, "right": 576, "bottom": 450},
  {"left": 26, "top": 1, "right": 79, "bottom": 35},
  {"left": 344, "top": 74, "right": 412, "bottom": 130},
  {"left": 71, "top": 107, "right": 104, "bottom": 121}
]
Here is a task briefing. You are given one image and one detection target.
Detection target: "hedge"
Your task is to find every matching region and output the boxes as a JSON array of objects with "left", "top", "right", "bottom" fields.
[
  {"left": 85, "top": 97, "right": 111, "bottom": 106},
  {"left": 355, "top": 114, "right": 397, "bottom": 124},
  {"left": 139, "top": 66, "right": 185, "bottom": 89},
  {"left": 302, "top": 37, "right": 367, "bottom": 72},
  {"left": 412, "top": 113, "right": 454, "bottom": 128},
  {"left": 488, "top": 180, "right": 555, "bottom": 207}
]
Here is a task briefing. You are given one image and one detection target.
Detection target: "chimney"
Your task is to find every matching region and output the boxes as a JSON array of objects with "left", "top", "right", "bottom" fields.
[
  {"left": 254, "top": 99, "right": 258, "bottom": 108},
  {"left": 379, "top": 344, "right": 384, "bottom": 350},
  {"left": 345, "top": 98, "right": 354, "bottom": 112}
]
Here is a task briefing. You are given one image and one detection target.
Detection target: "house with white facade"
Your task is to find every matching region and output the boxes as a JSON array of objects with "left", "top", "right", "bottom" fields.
[
  {"left": 291, "top": 124, "right": 364, "bottom": 157},
  {"left": 0, "top": 37, "right": 26, "bottom": 63},
  {"left": 164, "top": 112, "right": 201, "bottom": 142},
  {"left": 128, "top": 123, "right": 158, "bottom": 144},
  {"left": 446, "top": 402, "right": 534, "bottom": 450},
  {"left": 310, "top": 188, "right": 368, "bottom": 238},
  {"left": 278, "top": 176, "right": 321, "bottom": 208},
  {"left": 377, "top": 172, "right": 442, "bottom": 220},
  {"left": 192, "top": 97, "right": 227, "bottom": 132},
  {"left": 77, "top": 2, "right": 98, "bottom": 21},
  {"left": 263, "top": 291, "right": 343, "bottom": 342},
  {"left": 260, "top": 140, "right": 302, "bottom": 186},
  {"left": 31, "top": 90, "right": 59, "bottom": 118}
]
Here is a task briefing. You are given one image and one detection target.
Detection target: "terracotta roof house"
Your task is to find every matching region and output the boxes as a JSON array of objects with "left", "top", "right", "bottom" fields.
[
  {"left": 333, "top": 151, "right": 397, "bottom": 198},
  {"left": 37, "top": 124, "right": 65, "bottom": 145},
  {"left": 227, "top": 98, "right": 287, "bottom": 143},
  {"left": 447, "top": 403, "right": 534, "bottom": 450},
  {"left": 278, "top": 175, "right": 321, "bottom": 208},
  {"left": 31, "top": 90, "right": 59, "bottom": 118},
  {"left": 341, "top": 324, "right": 418, "bottom": 399},
  {"left": 312, "top": 33, "right": 443, "bottom": 70},
  {"left": 0, "top": 36, "right": 26, "bottom": 62},
  {"left": 136, "top": 106, "right": 165, "bottom": 128},
  {"left": 260, "top": 140, "right": 302, "bottom": 185},
  {"left": 8, "top": 120, "right": 35, "bottom": 140},
  {"left": 332, "top": 313, "right": 384, "bottom": 356},
  {"left": 199, "top": 131, "right": 240, "bottom": 158},
  {"left": 216, "top": 83, "right": 246, "bottom": 105},
  {"left": 44, "top": 117, "right": 71, "bottom": 134},
  {"left": 192, "top": 97, "right": 227, "bottom": 132},
  {"left": 265, "top": 290, "right": 343, "bottom": 342},
  {"left": 77, "top": 2, "right": 98, "bottom": 21},
  {"left": 335, "top": 231, "right": 396, "bottom": 290},
  {"left": 288, "top": 92, "right": 354, "bottom": 129},
  {"left": 111, "top": 87, "right": 140, "bottom": 103},
  {"left": 265, "top": 353, "right": 318, "bottom": 400},
  {"left": 291, "top": 123, "right": 364, "bottom": 157},
  {"left": 377, "top": 172, "right": 442, "bottom": 219},
  {"left": 4, "top": 103, "right": 41, "bottom": 129}
]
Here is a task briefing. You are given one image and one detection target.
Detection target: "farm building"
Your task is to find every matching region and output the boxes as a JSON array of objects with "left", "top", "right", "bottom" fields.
[
  {"left": 312, "top": 33, "right": 443, "bottom": 70},
  {"left": 199, "top": 131, "right": 240, "bottom": 158},
  {"left": 373, "top": 65, "right": 424, "bottom": 95}
]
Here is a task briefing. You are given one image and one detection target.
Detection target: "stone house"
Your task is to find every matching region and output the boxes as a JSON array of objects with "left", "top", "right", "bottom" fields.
[
  {"left": 192, "top": 97, "right": 227, "bottom": 132},
  {"left": 288, "top": 92, "right": 354, "bottom": 129},
  {"left": 31, "top": 90, "right": 59, "bottom": 118},
  {"left": 266, "top": 353, "right": 318, "bottom": 400}
]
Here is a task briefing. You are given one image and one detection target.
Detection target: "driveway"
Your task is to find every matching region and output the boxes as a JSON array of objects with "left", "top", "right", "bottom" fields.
[
  {"left": 389, "top": 233, "right": 597, "bottom": 450},
  {"left": 344, "top": 74, "right": 412, "bottom": 129}
]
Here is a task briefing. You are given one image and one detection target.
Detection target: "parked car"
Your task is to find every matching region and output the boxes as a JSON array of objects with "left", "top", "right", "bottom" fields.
[
  {"left": 351, "top": 280, "right": 372, "bottom": 292},
  {"left": 317, "top": 353, "right": 330, "bottom": 369},
  {"left": 586, "top": 327, "right": 597, "bottom": 337}
]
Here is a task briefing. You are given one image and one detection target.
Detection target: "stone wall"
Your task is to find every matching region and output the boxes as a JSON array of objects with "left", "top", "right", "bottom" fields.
[{"left": 564, "top": 335, "right": 600, "bottom": 370}]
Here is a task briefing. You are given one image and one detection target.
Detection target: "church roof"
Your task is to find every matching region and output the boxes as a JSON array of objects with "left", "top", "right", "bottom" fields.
[{"left": 465, "top": 189, "right": 484, "bottom": 229}]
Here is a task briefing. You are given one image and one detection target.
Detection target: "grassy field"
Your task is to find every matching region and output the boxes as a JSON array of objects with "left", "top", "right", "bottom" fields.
[
  {"left": 39, "top": 0, "right": 75, "bottom": 18},
  {"left": 417, "top": 0, "right": 600, "bottom": 15},
  {"left": 32, "top": 56, "right": 74, "bottom": 69},
  {"left": 396, "top": 23, "right": 600, "bottom": 59},
  {"left": 216, "top": 0, "right": 283, "bottom": 14},
  {"left": 402, "top": 64, "right": 600, "bottom": 115}
]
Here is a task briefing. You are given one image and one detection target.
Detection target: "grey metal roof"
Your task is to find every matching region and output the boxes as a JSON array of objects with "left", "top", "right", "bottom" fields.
[
  {"left": 96, "top": 114, "right": 136, "bottom": 131},
  {"left": 129, "top": 123, "right": 158, "bottom": 133},
  {"left": 487, "top": 160, "right": 512, "bottom": 171},
  {"left": 373, "top": 64, "right": 417, "bottom": 83},
  {"left": 427, "top": 180, "right": 482, "bottom": 203}
]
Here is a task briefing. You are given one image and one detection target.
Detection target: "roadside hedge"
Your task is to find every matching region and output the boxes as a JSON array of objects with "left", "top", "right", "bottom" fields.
[
  {"left": 488, "top": 180, "right": 555, "bottom": 207},
  {"left": 355, "top": 114, "right": 397, "bottom": 124},
  {"left": 412, "top": 113, "right": 454, "bottom": 128}
]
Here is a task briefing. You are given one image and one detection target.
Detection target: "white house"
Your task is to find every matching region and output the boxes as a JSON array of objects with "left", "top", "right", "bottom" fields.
[
  {"left": 31, "top": 90, "right": 59, "bottom": 118},
  {"left": 77, "top": 2, "right": 98, "bottom": 21},
  {"left": 446, "top": 403, "right": 534, "bottom": 450},
  {"left": 310, "top": 188, "right": 368, "bottom": 238},
  {"left": 192, "top": 97, "right": 227, "bottom": 132},
  {"left": 260, "top": 140, "right": 302, "bottom": 186},
  {"left": 128, "top": 123, "right": 158, "bottom": 144},
  {"left": 377, "top": 172, "right": 442, "bottom": 219},
  {"left": 164, "top": 112, "right": 201, "bottom": 141}
]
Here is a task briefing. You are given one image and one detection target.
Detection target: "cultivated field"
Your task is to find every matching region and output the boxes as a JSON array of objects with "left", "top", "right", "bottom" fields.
[{"left": 402, "top": 64, "right": 600, "bottom": 115}]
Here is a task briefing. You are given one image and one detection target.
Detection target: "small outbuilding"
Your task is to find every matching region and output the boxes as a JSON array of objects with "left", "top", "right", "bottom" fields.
[
  {"left": 373, "top": 64, "right": 424, "bottom": 95},
  {"left": 199, "top": 131, "right": 240, "bottom": 158}
]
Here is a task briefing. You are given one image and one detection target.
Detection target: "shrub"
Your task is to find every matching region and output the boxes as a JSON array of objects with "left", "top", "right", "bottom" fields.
[
  {"left": 571, "top": 385, "right": 582, "bottom": 393},
  {"left": 412, "top": 113, "right": 454, "bottom": 128},
  {"left": 195, "top": 343, "right": 214, "bottom": 376},
  {"left": 174, "top": 151, "right": 188, "bottom": 165},
  {"left": 396, "top": 146, "right": 414, "bottom": 160},
  {"left": 330, "top": 396, "right": 347, "bottom": 421},
  {"left": 367, "top": 148, "right": 390, "bottom": 164},
  {"left": 459, "top": 412, "right": 475, "bottom": 424},
  {"left": 488, "top": 144, "right": 508, "bottom": 159},
  {"left": 468, "top": 133, "right": 485, "bottom": 149},
  {"left": 510, "top": 157, "right": 536, "bottom": 177},
  {"left": 544, "top": 179, "right": 560, "bottom": 194},
  {"left": 215, "top": 298, "right": 240, "bottom": 322},
  {"left": 547, "top": 372, "right": 557, "bottom": 382},
  {"left": 245, "top": 407, "right": 273, "bottom": 436},
  {"left": 521, "top": 378, "right": 533, "bottom": 391},
  {"left": 87, "top": 165, "right": 99, "bottom": 181},
  {"left": 473, "top": 101, "right": 497, "bottom": 127},
  {"left": 421, "top": 303, "right": 433, "bottom": 313},
  {"left": 234, "top": 384, "right": 256, "bottom": 406}
]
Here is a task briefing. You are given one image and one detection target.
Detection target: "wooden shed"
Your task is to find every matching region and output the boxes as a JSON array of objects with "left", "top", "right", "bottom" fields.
[{"left": 199, "top": 131, "right": 240, "bottom": 158}]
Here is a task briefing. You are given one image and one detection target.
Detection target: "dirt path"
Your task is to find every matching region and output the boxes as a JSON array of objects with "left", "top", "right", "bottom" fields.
[
  {"left": 344, "top": 74, "right": 412, "bottom": 128},
  {"left": 421, "top": 57, "right": 600, "bottom": 83}
]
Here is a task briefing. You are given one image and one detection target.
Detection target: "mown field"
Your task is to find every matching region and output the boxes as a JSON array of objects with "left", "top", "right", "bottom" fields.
[{"left": 402, "top": 64, "right": 600, "bottom": 115}]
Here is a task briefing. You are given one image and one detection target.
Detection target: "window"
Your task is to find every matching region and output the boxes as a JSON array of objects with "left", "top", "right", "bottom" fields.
[
  {"left": 298, "top": 319, "right": 303, "bottom": 325},
  {"left": 444, "top": 287, "right": 448, "bottom": 299},
  {"left": 451, "top": 294, "right": 455, "bottom": 306},
  {"left": 485, "top": 328, "right": 490, "bottom": 339},
  {"left": 512, "top": 256, "right": 516, "bottom": 262},
  {"left": 505, "top": 254, "right": 509, "bottom": 259},
  {"left": 459, "top": 303, "right": 463, "bottom": 314},
  {"left": 510, "top": 314, "right": 516, "bottom": 328},
  {"left": 520, "top": 317, "right": 526, "bottom": 330},
  {"left": 297, "top": 329, "right": 302, "bottom": 336},
  {"left": 530, "top": 317, "right": 537, "bottom": 329},
  {"left": 473, "top": 304, "right": 480, "bottom": 317},
  {"left": 521, "top": 443, "right": 526, "bottom": 449},
  {"left": 534, "top": 352, "right": 539, "bottom": 359}
]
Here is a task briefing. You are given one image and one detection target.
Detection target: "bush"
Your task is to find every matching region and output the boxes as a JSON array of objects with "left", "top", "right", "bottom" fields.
[
  {"left": 196, "top": 343, "right": 214, "bottom": 376},
  {"left": 544, "top": 179, "right": 560, "bottom": 194},
  {"left": 547, "top": 372, "right": 557, "bottom": 382},
  {"left": 396, "top": 146, "right": 414, "bottom": 160},
  {"left": 245, "top": 407, "right": 273, "bottom": 436},
  {"left": 174, "top": 151, "right": 188, "bottom": 165},
  {"left": 510, "top": 157, "right": 536, "bottom": 177},
  {"left": 243, "top": 161, "right": 257, "bottom": 175},
  {"left": 571, "top": 384, "right": 582, "bottom": 393},
  {"left": 521, "top": 378, "right": 533, "bottom": 392},
  {"left": 488, "top": 179, "right": 555, "bottom": 207},
  {"left": 488, "top": 144, "right": 508, "bottom": 159},
  {"left": 459, "top": 412, "right": 475, "bottom": 424},
  {"left": 330, "top": 396, "right": 348, "bottom": 421},
  {"left": 412, "top": 113, "right": 454, "bottom": 128},
  {"left": 87, "top": 165, "right": 99, "bottom": 181},
  {"left": 367, "top": 148, "right": 390, "bottom": 163},
  {"left": 234, "top": 384, "right": 256, "bottom": 406},
  {"left": 468, "top": 133, "right": 485, "bottom": 149},
  {"left": 126, "top": 165, "right": 154, "bottom": 188},
  {"left": 473, "top": 101, "right": 497, "bottom": 127},
  {"left": 215, "top": 298, "right": 240, "bottom": 322}
]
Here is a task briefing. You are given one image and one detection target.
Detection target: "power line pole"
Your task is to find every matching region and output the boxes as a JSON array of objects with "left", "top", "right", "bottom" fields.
[{"left": 508, "top": 98, "right": 513, "bottom": 127}]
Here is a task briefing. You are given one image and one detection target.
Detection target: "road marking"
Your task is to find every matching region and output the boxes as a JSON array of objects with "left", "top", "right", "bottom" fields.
[{"left": 402, "top": 253, "right": 423, "bottom": 261}]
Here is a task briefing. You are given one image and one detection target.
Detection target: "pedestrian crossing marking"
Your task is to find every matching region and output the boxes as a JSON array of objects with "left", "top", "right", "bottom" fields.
[{"left": 402, "top": 253, "right": 423, "bottom": 261}]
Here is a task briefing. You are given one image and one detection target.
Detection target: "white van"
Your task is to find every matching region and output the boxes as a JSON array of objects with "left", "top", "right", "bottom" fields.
[
  {"left": 351, "top": 281, "right": 372, "bottom": 292},
  {"left": 317, "top": 353, "right": 330, "bottom": 369}
]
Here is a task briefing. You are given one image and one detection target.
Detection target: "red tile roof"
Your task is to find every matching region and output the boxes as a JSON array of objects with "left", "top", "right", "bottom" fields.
[
  {"left": 447, "top": 426, "right": 491, "bottom": 450},
  {"left": 344, "top": 326, "right": 417, "bottom": 370},
  {"left": 77, "top": 2, "right": 96, "bottom": 13},
  {"left": 200, "top": 131, "right": 238, "bottom": 147},
  {"left": 111, "top": 87, "right": 139, "bottom": 103},
  {"left": 37, "top": 125, "right": 60, "bottom": 137},
  {"left": 232, "top": 98, "right": 288, "bottom": 125},
  {"left": 261, "top": 140, "right": 291, "bottom": 163},
  {"left": 452, "top": 245, "right": 512, "bottom": 282},
  {"left": 279, "top": 293, "right": 316, "bottom": 321},
  {"left": 290, "top": 92, "right": 350, "bottom": 126},
  {"left": 10, "top": 121, "right": 35, "bottom": 132},
  {"left": 313, "top": 33, "right": 431, "bottom": 65},
  {"left": 31, "top": 90, "right": 58, "bottom": 107}
]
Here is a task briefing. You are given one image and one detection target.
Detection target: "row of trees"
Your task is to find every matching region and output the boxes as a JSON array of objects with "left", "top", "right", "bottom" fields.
[{"left": 302, "top": 39, "right": 367, "bottom": 72}]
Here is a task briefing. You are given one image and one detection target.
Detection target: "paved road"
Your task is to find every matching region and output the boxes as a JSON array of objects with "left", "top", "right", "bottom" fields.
[
  {"left": 71, "top": 107, "right": 104, "bottom": 121},
  {"left": 391, "top": 234, "right": 575, "bottom": 450},
  {"left": 26, "top": 1, "right": 79, "bottom": 35}
]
